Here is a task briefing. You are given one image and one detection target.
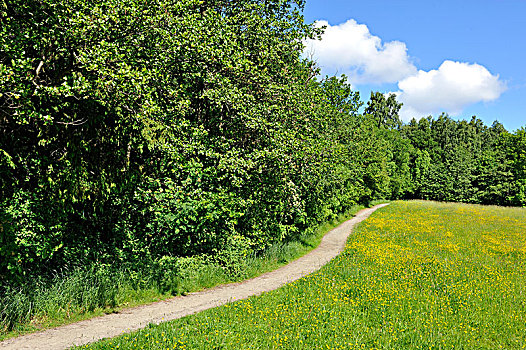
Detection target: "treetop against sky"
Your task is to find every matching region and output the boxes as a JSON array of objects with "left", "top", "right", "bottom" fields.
[{"left": 303, "top": 0, "right": 526, "bottom": 131}]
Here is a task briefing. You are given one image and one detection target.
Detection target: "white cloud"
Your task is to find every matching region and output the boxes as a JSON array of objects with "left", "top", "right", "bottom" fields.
[
  {"left": 304, "top": 19, "right": 417, "bottom": 85},
  {"left": 305, "top": 19, "right": 507, "bottom": 120},
  {"left": 395, "top": 61, "right": 507, "bottom": 121}
]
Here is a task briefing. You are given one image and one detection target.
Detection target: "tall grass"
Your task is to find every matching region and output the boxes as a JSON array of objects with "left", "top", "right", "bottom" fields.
[
  {"left": 1, "top": 265, "right": 162, "bottom": 337},
  {"left": 82, "top": 201, "right": 526, "bottom": 349},
  {"left": 0, "top": 203, "right": 379, "bottom": 339}
]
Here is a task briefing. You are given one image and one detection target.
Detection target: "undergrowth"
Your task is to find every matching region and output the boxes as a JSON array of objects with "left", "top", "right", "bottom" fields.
[{"left": 0, "top": 202, "right": 386, "bottom": 340}]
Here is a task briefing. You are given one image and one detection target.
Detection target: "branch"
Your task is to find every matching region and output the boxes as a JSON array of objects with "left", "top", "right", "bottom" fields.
[
  {"left": 32, "top": 60, "right": 45, "bottom": 87},
  {"left": 55, "top": 117, "right": 88, "bottom": 126},
  {"left": 35, "top": 60, "right": 44, "bottom": 77}
]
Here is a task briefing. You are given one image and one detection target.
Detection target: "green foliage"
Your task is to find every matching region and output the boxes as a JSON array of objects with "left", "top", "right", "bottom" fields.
[
  {"left": 1, "top": 0, "right": 337, "bottom": 283},
  {"left": 502, "top": 128, "right": 526, "bottom": 205},
  {"left": 402, "top": 115, "right": 525, "bottom": 206},
  {"left": 365, "top": 91, "right": 402, "bottom": 130}
]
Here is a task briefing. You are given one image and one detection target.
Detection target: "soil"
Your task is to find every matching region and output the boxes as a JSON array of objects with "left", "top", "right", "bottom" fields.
[{"left": 0, "top": 203, "right": 388, "bottom": 350}]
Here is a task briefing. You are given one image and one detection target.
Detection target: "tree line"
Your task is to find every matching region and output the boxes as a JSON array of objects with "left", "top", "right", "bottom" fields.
[{"left": 1, "top": 0, "right": 524, "bottom": 287}]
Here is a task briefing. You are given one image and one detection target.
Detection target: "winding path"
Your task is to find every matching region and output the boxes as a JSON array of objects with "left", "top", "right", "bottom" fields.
[{"left": 0, "top": 203, "right": 388, "bottom": 350}]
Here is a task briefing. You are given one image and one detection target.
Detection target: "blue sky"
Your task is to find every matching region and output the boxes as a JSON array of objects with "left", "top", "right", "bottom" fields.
[{"left": 302, "top": 0, "right": 525, "bottom": 131}]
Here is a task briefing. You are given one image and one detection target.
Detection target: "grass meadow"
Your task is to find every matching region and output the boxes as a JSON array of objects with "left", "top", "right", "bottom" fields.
[{"left": 81, "top": 200, "right": 526, "bottom": 349}]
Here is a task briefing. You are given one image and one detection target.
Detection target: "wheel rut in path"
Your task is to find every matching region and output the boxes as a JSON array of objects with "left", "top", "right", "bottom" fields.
[{"left": 0, "top": 203, "right": 389, "bottom": 350}]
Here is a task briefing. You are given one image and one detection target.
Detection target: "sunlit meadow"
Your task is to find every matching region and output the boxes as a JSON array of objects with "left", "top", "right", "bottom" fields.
[{"left": 81, "top": 201, "right": 526, "bottom": 349}]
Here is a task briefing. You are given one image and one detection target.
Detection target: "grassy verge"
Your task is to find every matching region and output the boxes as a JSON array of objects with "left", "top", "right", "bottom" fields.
[
  {"left": 82, "top": 200, "right": 526, "bottom": 349},
  {"left": 0, "top": 202, "right": 385, "bottom": 341}
]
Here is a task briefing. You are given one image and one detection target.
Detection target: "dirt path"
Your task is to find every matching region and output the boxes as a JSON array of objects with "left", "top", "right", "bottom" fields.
[{"left": 0, "top": 204, "right": 388, "bottom": 350}]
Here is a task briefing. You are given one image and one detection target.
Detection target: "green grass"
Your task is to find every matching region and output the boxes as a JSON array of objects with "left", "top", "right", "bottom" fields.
[
  {"left": 81, "top": 200, "right": 526, "bottom": 349},
  {"left": 1, "top": 202, "right": 382, "bottom": 341}
]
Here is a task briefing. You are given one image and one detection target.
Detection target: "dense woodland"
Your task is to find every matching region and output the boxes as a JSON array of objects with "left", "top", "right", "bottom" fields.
[{"left": 1, "top": 0, "right": 525, "bottom": 291}]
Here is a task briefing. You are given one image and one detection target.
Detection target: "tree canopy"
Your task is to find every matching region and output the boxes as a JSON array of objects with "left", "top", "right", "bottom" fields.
[{"left": 1, "top": 0, "right": 524, "bottom": 289}]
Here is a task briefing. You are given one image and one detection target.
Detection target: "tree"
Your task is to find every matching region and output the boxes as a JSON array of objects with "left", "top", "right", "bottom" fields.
[
  {"left": 502, "top": 128, "right": 526, "bottom": 206},
  {"left": 0, "top": 0, "right": 327, "bottom": 281},
  {"left": 364, "top": 92, "right": 402, "bottom": 130}
]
